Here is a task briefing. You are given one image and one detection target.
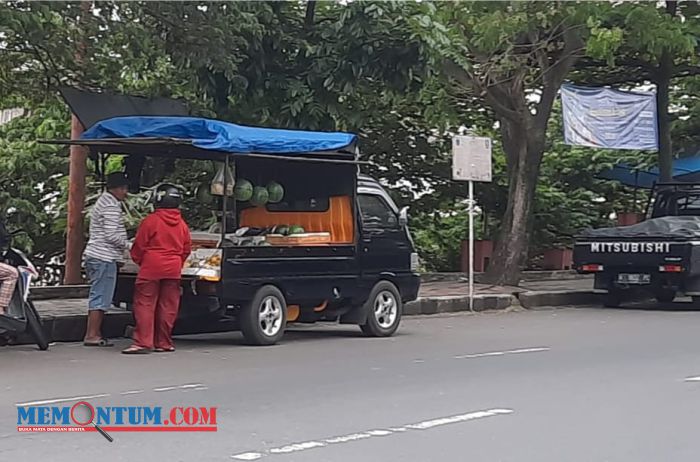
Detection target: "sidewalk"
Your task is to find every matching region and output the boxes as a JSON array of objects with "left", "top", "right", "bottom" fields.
[
  {"left": 34, "top": 278, "right": 594, "bottom": 317},
  {"left": 25, "top": 275, "right": 596, "bottom": 344}
]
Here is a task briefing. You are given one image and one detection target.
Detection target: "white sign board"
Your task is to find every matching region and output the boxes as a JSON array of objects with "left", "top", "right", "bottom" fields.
[{"left": 452, "top": 135, "right": 492, "bottom": 182}]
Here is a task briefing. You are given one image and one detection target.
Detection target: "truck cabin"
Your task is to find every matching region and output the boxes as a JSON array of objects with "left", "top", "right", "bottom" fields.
[{"left": 648, "top": 183, "right": 700, "bottom": 219}]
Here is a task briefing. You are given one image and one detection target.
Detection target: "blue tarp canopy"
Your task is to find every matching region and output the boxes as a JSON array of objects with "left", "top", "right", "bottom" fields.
[
  {"left": 81, "top": 116, "right": 358, "bottom": 155},
  {"left": 598, "top": 157, "right": 700, "bottom": 188}
]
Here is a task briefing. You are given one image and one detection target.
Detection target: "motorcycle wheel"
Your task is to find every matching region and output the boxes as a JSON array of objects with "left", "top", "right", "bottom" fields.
[{"left": 25, "top": 302, "right": 49, "bottom": 350}]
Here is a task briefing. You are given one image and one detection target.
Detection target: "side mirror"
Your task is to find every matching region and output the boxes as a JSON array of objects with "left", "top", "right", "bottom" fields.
[{"left": 398, "top": 207, "right": 409, "bottom": 227}]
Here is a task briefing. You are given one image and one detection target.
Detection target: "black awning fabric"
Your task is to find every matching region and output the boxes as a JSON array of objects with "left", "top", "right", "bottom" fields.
[{"left": 58, "top": 87, "right": 190, "bottom": 129}]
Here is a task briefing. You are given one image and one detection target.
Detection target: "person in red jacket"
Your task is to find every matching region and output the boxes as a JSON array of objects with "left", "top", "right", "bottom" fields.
[{"left": 123, "top": 184, "right": 191, "bottom": 354}]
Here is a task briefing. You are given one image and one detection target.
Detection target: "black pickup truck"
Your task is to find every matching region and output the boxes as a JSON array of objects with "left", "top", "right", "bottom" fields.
[{"left": 573, "top": 183, "right": 700, "bottom": 307}]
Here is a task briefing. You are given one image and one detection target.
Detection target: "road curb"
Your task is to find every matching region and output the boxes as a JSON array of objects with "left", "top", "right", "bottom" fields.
[
  {"left": 37, "top": 312, "right": 133, "bottom": 343},
  {"left": 419, "top": 271, "right": 590, "bottom": 284},
  {"left": 31, "top": 285, "right": 90, "bottom": 300},
  {"left": 517, "top": 290, "right": 603, "bottom": 309},
  {"left": 405, "top": 294, "right": 514, "bottom": 316}
]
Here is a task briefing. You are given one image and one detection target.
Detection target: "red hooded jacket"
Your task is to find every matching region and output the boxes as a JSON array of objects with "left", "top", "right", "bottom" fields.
[{"left": 131, "top": 209, "right": 192, "bottom": 280}]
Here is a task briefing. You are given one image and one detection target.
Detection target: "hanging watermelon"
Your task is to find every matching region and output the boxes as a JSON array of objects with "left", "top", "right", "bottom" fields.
[
  {"left": 195, "top": 182, "right": 214, "bottom": 204},
  {"left": 250, "top": 186, "right": 270, "bottom": 206},
  {"left": 266, "top": 181, "right": 285, "bottom": 203},
  {"left": 234, "top": 179, "right": 254, "bottom": 201}
]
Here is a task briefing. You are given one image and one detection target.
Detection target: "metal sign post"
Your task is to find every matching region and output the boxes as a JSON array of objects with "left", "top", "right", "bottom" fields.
[{"left": 452, "top": 135, "right": 493, "bottom": 312}]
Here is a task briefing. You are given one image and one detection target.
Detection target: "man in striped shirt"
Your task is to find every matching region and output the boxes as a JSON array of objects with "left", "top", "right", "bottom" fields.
[{"left": 83, "top": 172, "right": 129, "bottom": 347}]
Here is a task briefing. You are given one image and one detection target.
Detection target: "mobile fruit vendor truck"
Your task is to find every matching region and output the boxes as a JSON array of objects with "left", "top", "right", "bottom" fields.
[{"left": 52, "top": 116, "right": 420, "bottom": 345}]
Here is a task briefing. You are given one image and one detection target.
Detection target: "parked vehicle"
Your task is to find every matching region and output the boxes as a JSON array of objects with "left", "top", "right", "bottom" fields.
[
  {"left": 0, "top": 232, "right": 49, "bottom": 350},
  {"left": 574, "top": 182, "right": 700, "bottom": 307},
  {"left": 53, "top": 116, "right": 420, "bottom": 345}
]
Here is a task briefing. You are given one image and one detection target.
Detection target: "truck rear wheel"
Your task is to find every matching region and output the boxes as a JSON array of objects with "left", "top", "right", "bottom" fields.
[
  {"left": 360, "top": 281, "right": 402, "bottom": 337},
  {"left": 603, "top": 289, "right": 623, "bottom": 308},
  {"left": 655, "top": 289, "right": 676, "bottom": 304},
  {"left": 240, "top": 285, "right": 287, "bottom": 346}
]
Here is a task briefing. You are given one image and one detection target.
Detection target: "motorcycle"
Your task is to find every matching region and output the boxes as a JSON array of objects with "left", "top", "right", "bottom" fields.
[{"left": 0, "top": 231, "right": 49, "bottom": 350}]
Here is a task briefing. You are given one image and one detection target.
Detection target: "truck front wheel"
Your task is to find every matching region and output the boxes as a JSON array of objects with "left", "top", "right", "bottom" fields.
[
  {"left": 360, "top": 281, "right": 402, "bottom": 337},
  {"left": 240, "top": 285, "right": 287, "bottom": 346}
]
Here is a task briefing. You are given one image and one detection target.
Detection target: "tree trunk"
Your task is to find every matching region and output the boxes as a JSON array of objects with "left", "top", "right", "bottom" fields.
[
  {"left": 656, "top": 64, "right": 672, "bottom": 183},
  {"left": 483, "top": 120, "right": 544, "bottom": 286},
  {"left": 656, "top": 0, "right": 678, "bottom": 183},
  {"left": 305, "top": 1, "right": 316, "bottom": 29}
]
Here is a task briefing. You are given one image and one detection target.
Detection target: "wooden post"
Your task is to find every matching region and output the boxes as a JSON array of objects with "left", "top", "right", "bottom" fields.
[
  {"left": 63, "top": 0, "right": 92, "bottom": 285},
  {"left": 63, "top": 116, "right": 88, "bottom": 284}
]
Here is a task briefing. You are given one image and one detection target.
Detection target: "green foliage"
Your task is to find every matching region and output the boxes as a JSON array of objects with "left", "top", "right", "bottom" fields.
[
  {"left": 0, "top": 0, "right": 699, "bottom": 278},
  {"left": 586, "top": 2, "right": 698, "bottom": 66},
  {"left": 0, "top": 99, "right": 69, "bottom": 260}
]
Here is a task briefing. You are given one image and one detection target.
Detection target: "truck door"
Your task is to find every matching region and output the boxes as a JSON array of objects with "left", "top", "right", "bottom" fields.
[{"left": 358, "top": 193, "right": 411, "bottom": 280}]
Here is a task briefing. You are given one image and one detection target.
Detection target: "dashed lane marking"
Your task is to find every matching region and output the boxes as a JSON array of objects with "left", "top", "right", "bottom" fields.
[
  {"left": 454, "top": 347, "right": 550, "bottom": 359},
  {"left": 231, "top": 408, "right": 514, "bottom": 460}
]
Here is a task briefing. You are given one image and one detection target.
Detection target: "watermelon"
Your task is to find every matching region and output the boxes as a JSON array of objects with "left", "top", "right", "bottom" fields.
[
  {"left": 234, "top": 179, "right": 254, "bottom": 201},
  {"left": 274, "top": 225, "right": 289, "bottom": 236},
  {"left": 196, "top": 182, "right": 214, "bottom": 204},
  {"left": 266, "top": 181, "right": 284, "bottom": 203},
  {"left": 250, "top": 186, "right": 269, "bottom": 206},
  {"left": 288, "top": 225, "right": 305, "bottom": 235}
]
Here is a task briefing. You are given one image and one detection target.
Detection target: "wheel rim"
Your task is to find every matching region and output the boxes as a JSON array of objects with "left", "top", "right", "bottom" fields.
[
  {"left": 259, "top": 296, "right": 283, "bottom": 337},
  {"left": 374, "top": 290, "right": 398, "bottom": 329}
]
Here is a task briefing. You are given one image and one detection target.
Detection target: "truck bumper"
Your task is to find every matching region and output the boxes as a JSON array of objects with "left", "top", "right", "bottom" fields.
[{"left": 594, "top": 271, "right": 689, "bottom": 293}]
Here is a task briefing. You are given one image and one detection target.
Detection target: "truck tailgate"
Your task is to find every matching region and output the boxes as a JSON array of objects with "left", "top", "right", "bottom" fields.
[{"left": 573, "top": 240, "right": 692, "bottom": 268}]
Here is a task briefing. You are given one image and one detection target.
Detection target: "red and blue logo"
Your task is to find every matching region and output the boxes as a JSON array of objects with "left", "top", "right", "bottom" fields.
[{"left": 17, "top": 401, "right": 217, "bottom": 441}]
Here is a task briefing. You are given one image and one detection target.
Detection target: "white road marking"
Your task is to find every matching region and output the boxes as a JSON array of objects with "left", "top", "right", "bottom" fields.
[
  {"left": 16, "top": 393, "right": 111, "bottom": 407},
  {"left": 120, "top": 390, "right": 144, "bottom": 396},
  {"left": 406, "top": 409, "right": 512, "bottom": 429},
  {"left": 684, "top": 376, "right": 700, "bottom": 382},
  {"left": 367, "top": 430, "right": 392, "bottom": 436},
  {"left": 154, "top": 383, "right": 205, "bottom": 392},
  {"left": 153, "top": 386, "right": 178, "bottom": 392},
  {"left": 231, "top": 408, "right": 513, "bottom": 460},
  {"left": 324, "top": 433, "right": 372, "bottom": 444},
  {"left": 231, "top": 453, "right": 263, "bottom": 461},
  {"left": 270, "top": 441, "right": 325, "bottom": 454},
  {"left": 454, "top": 347, "right": 550, "bottom": 359}
]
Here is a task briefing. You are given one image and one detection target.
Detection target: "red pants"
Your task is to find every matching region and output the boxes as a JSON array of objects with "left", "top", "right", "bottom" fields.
[{"left": 132, "top": 279, "right": 181, "bottom": 350}]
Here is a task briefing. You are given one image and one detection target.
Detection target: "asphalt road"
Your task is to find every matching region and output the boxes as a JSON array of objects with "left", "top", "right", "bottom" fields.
[{"left": 2, "top": 306, "right": 700, "bottom": 461}]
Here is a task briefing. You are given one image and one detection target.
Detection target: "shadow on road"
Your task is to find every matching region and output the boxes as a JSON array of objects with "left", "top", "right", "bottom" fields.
[
  {"left": 584, "top": 299, "right": 700, "bottom": 313},
  {"left": 173, "top": 325, "right": 410, "bottom": 347}
]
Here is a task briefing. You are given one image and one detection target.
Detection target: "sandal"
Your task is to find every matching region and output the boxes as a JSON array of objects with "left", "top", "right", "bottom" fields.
[
  {"left": 154, "top": 347, "right": 175, "bottom": 353},
  {"left": 84, "top": 338, "right": 114, "bottom": 347},
  {"left": 121, "top": 346, "right": 151, "bottom": 355}
]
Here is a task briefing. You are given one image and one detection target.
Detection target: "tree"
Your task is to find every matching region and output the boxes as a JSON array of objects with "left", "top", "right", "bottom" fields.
[
  {"left": 413, "top": 1, "right": 599, "bottom": 284},
  {"left": 579, "top": 1, "right": 700, "bottom": 181},
  {"left": 0, "top": 100, "right": 69, "bottom": 262}
]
